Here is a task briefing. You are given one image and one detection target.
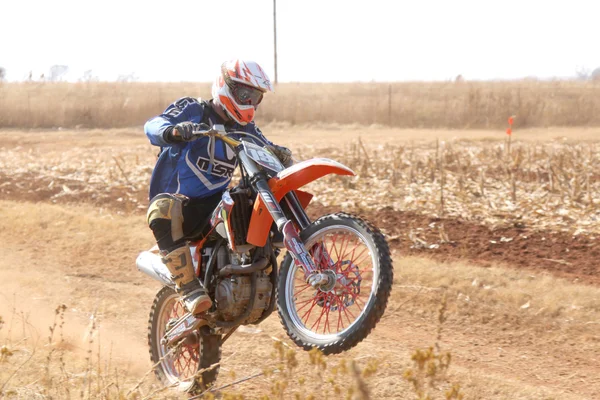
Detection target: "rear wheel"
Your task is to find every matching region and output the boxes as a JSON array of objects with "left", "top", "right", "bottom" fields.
[
  {"left": 277, "top": 213, "right": 393, "bottom": 355},
  {"left": 148, "top": 286, "right": 221, "bottom": 394}
]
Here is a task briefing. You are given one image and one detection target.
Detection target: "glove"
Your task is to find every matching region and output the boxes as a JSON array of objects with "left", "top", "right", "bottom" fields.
[
  {"left": 171, "top": 121, "right": 198, "bottom": 142},
  {"left": 268, "top": 144, "right": 293, "bottom": 168}
]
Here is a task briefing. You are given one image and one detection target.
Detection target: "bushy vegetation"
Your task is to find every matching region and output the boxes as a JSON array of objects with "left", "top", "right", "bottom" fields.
[{"left": 1, "top": 81, "right": 600, "bottom": 129}]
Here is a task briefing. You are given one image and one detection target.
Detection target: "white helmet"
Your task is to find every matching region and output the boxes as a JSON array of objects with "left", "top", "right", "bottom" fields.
[{"left": 211, "top": 59, "right": 274, "bottom": 125}]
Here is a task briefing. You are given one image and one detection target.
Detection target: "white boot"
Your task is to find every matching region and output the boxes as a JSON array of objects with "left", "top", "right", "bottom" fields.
[{"left": 163, "top": 245, "right": 212, "bottom": 315}]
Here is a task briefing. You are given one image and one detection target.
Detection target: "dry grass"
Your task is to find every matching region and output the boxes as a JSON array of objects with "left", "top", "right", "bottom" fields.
[
  {"left": 305, "top": 136, "right": 600, "bottom": 236},
  {"left": 1, "top": 127, "right": 597, "bottom": 237},
  {"left": 1, "top": 81, "right": 600, "bottom": 129},
  {"left": 392, "top": 256, "right": 600, "bottom": 336}
]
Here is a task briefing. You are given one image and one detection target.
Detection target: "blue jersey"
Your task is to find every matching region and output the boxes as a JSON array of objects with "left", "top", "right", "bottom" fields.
[{"left": 144, "top": 97, "right": 273, "bottom": 200}]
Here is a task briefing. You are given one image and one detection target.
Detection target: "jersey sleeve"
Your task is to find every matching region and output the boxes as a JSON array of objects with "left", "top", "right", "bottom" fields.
[{"left": 144, "top": 97, "right": 205, "bottom": 147}]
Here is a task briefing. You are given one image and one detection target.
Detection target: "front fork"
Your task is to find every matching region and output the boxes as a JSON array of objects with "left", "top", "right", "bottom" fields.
[
  {"left": 238, "top": 151, "right": 332, "bottom": 289},
  {"left": 254, "top": 179, "right": 324, "bottom": 282}
]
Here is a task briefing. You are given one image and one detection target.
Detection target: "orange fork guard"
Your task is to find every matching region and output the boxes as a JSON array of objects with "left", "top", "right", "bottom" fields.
[{"left": 246, "top": 159, "right": 355, "bottom": 247}]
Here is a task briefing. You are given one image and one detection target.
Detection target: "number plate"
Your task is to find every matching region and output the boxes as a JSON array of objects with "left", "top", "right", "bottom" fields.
[{"left": 243, "top": 141, "right": 284, "bottom": 173}]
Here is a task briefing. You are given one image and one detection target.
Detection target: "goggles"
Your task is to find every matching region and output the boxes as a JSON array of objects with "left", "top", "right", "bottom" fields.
[
  {"left": 222, "top": 66, "right": 264, "bottom": 106},
  {"left": 231, "top": 84, "right": 264, "bottom": 106}
]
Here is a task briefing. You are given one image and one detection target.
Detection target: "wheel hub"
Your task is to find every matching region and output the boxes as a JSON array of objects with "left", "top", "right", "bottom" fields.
[{"left": 315, "top": 269, "right": 337, "bottom": 292}]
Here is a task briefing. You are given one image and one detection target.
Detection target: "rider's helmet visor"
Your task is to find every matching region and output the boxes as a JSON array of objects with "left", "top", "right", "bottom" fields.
[
  {"left": 222, "top": 70, "right": 264, "bottom": 106},
  {"left": 232, "top": 84, "right": 264, "bottom": 106}
]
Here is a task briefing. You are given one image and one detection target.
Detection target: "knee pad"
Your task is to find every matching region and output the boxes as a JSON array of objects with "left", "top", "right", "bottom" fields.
[{"left": 147, "top": 193, "right": 188, "bottom": 248}]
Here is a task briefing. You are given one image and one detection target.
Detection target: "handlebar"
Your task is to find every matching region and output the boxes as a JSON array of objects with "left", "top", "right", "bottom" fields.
[
  {"left": 192, "top": 124, "right": 242, "bottom": 147},
  {"left": 192, "top": 123, "right": 297, "bottom": 167},
  {"left": 192, "top": 123, "right": 273, "bottom": 149}
]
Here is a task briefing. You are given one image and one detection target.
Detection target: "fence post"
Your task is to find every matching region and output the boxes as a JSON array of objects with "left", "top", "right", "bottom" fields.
[{"left": 388, "top": 83, "right": 392, "bottom": 126}]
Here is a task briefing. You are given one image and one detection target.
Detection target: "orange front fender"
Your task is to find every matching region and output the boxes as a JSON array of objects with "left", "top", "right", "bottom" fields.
[{"left": 246, "top": 159, "right": 355, "bottom": 247}]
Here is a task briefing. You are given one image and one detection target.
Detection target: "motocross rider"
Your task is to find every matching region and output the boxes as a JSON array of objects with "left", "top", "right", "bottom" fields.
[{"left": 144, "top": 59, "right": 292, "bottom": 316}]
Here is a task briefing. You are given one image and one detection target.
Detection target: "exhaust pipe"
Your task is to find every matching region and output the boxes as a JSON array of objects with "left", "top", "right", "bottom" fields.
[{"left": 136, "top": 251, "right": 175, "bottom": 288}]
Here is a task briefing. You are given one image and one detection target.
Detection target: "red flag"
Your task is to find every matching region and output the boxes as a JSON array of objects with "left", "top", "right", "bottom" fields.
[
  {"left": 508, "top": 116, "right": 514, "bottom": 125},
  {"left": 506, "top": 128, "right": 512, "bottom": 135}
]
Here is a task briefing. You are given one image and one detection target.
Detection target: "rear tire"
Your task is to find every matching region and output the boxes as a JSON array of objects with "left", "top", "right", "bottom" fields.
[
  {"left": 148, "top": 286, "right": 221, "bottom": 394},
  {"left": 277, "top": 213, "right": 393, "bottom": 355}
]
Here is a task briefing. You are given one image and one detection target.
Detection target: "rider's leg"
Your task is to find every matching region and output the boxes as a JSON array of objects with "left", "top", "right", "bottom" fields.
[{"left": 147, "top": 193, "right": 212, "bottom": 315}]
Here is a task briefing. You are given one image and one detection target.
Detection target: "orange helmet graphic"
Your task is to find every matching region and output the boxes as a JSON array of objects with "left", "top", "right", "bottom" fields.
[{"left": 212, "top": 59, "right": 274, "bottom": 125}]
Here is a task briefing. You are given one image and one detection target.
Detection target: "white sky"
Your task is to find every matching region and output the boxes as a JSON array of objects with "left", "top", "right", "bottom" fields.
[{"left": 1, "top": 0, "right": 599, "bottom": 82}]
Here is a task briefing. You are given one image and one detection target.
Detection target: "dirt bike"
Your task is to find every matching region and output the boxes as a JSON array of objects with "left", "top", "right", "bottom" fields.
[{"left": 136, "top": 124, "right": 393, "bottom": 395}]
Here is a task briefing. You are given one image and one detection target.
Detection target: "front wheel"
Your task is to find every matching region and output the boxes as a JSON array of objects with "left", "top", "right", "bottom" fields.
[{"left": 277, "top": 213, "right": 393, "bottom": 355}]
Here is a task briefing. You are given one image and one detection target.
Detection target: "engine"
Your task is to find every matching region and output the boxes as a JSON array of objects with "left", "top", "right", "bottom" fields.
[
  {"left": 215, "top": 272, "right": 272, "bottom": 323},
  {"left": 203, "top": 246, "right": 273, "bottom": 324}
]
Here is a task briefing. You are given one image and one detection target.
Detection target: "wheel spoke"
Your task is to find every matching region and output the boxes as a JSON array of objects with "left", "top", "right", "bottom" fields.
[
  {"left": 324, "top": 305, "right": 332, "bottom": 334},
  {"left": 342, "top": 305, "right": 354, "bottom": 326},
  {"left": 293, "top": 283, "right": 311, "bottom": 297},
  {"left": 353, "top": 295, "right": 365, "bottom": 312},
  {"left": 349, "top": 246, "right": 370, "bottom": 268},
  {"left": 344, "top": 304, "right": 357, "bottom": 320},
  {"left": 330, "top": 235, "right": 345, "bottom": 272},
  {"left": 295, "top": 295, "right": 318, "bottom": 312},
  {"left": 310, "top": 300, "right": 328, "bottom": 331},
  {"left": 338, "top": 235, "right": 353, "bottom": 265},
  {"left": 330, "top": 233, "right": 342, "bottom": 262},
  {"left": 182, "top": 350, "right": 191, "bottom": 376},
  {"left": 327, "top": 235, "right": 340, "bottom": 266},
  {"left": 301, "top": 295, "right": 321, "bottom": 323},
  {"left": 335, "top": 296, "right": 344, "bottom": 331}
]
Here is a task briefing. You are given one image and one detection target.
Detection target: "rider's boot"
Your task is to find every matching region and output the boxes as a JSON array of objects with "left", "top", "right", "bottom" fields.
[{"left": 162, "top": 245, "right": 212, "bottom": 315}]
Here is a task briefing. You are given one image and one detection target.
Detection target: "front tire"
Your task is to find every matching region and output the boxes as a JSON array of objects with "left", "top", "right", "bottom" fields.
[
  {"left": 148, "top": 286, "right": 221, "bottom": 394},
  {"left": 277, "top": 213, "right": 393, "bottom": 355}
]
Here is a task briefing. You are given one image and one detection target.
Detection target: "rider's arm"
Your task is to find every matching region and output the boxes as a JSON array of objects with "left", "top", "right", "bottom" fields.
[
  {"left": 144, "top": 97, "right": 205, "bottom": 147},
  {"left": 245, "top": 123, "right": 293, "bottom": 166},
  {"left": 243, "top": 123, "right": 274, "bottom": 147}
]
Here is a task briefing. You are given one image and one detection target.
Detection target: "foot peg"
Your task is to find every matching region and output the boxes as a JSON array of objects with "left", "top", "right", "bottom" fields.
[{"left": 162, "top": 312, "right": 208, "bottom": 348}]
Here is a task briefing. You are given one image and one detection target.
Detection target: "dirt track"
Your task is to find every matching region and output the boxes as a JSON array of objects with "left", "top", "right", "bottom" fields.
[
  {"left": 1, "top": 200, "right": 599, "bottom": 399},
  {"left": 1, "top": 127, "right": 600, "bottom": 399}
]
